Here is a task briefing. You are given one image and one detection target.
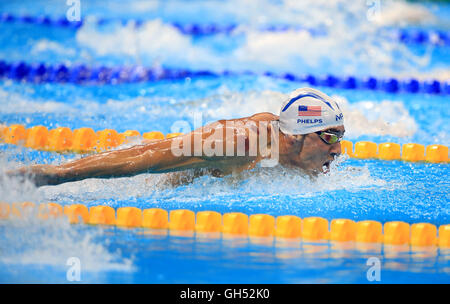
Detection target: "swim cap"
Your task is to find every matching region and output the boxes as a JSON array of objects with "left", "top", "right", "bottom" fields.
[{"left": 279, "top": 87, "right": 344, "bottom": 135}]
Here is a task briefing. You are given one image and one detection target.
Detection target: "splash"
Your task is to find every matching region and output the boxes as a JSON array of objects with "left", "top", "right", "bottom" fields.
[
  {"left": 332, "top": 94, "right": 418, "bottom": 138},
  {"left": 0, "top": 215, "right": 134, "bottom": 272},
  {"left": 0, "top": 87, "right": 418, "bottom": 140},
  {"left": 0, "top": 147, "right": 44, "bottom": 203},
  {"left": 0, "top": 88, "right": 73, "bottom": 114},
  {"left": 72, "top": 0, "right": 440, "bottom": 77},
  {"left": 368, "top": 0, "right": 436, "bottom": 26},
  {"left": 31, "top": 39, "right": 77, "bottom": 57},
  {"left": 76, "top": 18, "right": 216, "bottom": 68},
  {"left": 32, "top": 154, "right": 390, "bottom": 204},
  {"left": 184, "top": 90, "right": 418, "bottom": 138}
]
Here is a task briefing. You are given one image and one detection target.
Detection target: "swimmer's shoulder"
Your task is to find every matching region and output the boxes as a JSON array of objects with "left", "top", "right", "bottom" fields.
[
  {"left": 216, "top": 112, "right": 277, "bottom": 125},
  {"left": 249, "top": 112, "right": 279, "bottom": 122}
]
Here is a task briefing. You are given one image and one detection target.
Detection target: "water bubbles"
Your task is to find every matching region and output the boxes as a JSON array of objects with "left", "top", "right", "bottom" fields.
[{"left": 0, "top": 215, "right": 134, "bottom": 272}]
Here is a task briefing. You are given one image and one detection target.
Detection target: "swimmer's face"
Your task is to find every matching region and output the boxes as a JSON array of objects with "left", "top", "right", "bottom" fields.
[{"left": 283, "top": 126, "right": 345, "bottom": 174}]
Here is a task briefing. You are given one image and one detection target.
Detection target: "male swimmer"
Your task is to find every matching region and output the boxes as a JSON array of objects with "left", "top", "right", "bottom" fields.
[{"left": 7, "top": 87, "right": 345, "bottom": 187}]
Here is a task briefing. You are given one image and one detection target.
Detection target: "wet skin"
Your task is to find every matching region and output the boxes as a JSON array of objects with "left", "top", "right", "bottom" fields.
[
  {"left": 279, "top": 126, "right": 344, "bottom": 174},
  {"left": 8, "top": 113, "right": 344, "bottom": 187}
]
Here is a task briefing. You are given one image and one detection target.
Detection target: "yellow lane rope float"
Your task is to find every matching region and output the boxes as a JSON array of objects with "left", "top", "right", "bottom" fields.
[
  {"left": 0, "top": 202, "right": 449, "bottom": 248},
  {"left": 0, "top": 124, "right": 448, "bottom": 163}
]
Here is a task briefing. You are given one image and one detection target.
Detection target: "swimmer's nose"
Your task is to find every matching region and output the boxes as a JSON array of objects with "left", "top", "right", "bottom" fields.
[{"left": 330, "top": 142, "right": 341, "bottom": 156}]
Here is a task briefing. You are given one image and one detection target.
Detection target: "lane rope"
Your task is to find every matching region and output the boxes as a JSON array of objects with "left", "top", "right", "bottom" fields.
[
  {"left": 1, "top": 13, "right": 449, "bottom": 46},
  {"left": 1, "top": 124, "right": 448, "bottom": 163},
  {"left": 0, "top": 202, "right": 449, "bottom": 248},
  {"left": 0, "top": 60, "right": 448, "bottom": 95}
]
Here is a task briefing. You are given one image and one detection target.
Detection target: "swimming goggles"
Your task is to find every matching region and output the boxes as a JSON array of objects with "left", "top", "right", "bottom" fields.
[{"left": 315, "top": 130, "right": 344, "bottom": 145}]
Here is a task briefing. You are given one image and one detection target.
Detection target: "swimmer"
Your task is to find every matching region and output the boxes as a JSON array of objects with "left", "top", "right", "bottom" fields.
[{"left": 7, "top": 87, "right": 345, "bottom": 187}]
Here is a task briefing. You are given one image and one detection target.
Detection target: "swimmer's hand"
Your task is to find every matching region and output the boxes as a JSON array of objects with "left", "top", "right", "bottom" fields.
[{"left": 5, "top": 164, "right": 63, "bottom": 187}]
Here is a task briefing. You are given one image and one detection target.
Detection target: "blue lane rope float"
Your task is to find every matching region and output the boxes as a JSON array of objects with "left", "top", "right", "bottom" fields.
[
  {"left": 1, "top": 12, "right": 449, "bottom": 46},
  {"left": 0, "top": 13, "right": 83, "bottom": 29},
  {"left": 0, "top": 60, "right": 448, "bottom": 95}
]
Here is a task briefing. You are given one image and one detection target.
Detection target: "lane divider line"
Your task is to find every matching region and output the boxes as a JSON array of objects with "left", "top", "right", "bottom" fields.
[
  {"left": 1, "top": 13, "right": 448, "bottom": 46},
  {"left": 0, "top": 60, "right": 448, "bottom": 95},
  {"left": 1, "top": 124, "right": 448, "bottom": 163},
  {"left": 1, "top": 202, "right": 449, "bottom": 248}
]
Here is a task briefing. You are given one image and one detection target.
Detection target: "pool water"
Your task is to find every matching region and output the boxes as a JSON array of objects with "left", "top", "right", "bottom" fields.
[{"left": 0, "top": 0, "right": 449, "bottom": 283}]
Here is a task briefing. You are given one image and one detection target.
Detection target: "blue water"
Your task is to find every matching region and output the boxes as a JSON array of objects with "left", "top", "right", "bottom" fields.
[{"left": 0, "top": 0, "right": 449, "bottom": 283}]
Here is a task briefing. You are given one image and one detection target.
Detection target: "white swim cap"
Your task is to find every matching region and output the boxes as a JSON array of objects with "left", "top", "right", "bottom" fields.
[{"left": 279, "top": 87, "right": 344, "bottom": 135}]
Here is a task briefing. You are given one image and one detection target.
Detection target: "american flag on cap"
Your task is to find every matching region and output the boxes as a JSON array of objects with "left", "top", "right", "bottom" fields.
[{"left": 298, "top": 105, "right": 322, "bottom": 116}]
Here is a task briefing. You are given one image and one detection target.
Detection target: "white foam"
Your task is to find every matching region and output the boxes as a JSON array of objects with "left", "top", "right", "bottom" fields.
[
  {"left": 0, "top": 87, "right": 418, "bottom": 140},
  {"left": 232, "top": 29, "right": 328, "bottom": 71},
  {"left": 0, "top": 88, "right": 72, "bottom": 114},
  {"left": 185, "top": 90, "right": 418, "bottom": 138},
  {"left": 38, "top": 174, "right": 163, "bottom": 202},
  {"left": 332, "top": 95, "right": 418, "bottom": 138},
  {"left": 0, "top": 171, "right": 42, "bottom": 203},
  {"left": 0, "top": 153, "right": 134, "bottom": 274},
  {"left": 72, "top": 0, "right": 441, "bottom": 77},
  {"left": 223, "top": 157, "right": 390, "bottom": 197},
  {"left": 0, "top": 217, "right": 134, "bottom": 272},
  {"left": 31, "top": 39, "right": 77, "bottom": 57},
  {"left": 28, "top": 153, "right": 390, "bottom": 204},
  {"left": 368, "top": 0, "right": 436, "bottom": 26},
  {"left": 76, "top": 18, "right": 216, "bottom": 68}
]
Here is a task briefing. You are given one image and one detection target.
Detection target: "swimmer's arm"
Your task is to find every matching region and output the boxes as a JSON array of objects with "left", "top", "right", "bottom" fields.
[
  {"left": 11, "top": 113, "right": 272, "bottom": 186},
  {"left": 11, "top": 139, "right": 205, "bottom": 187}
]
